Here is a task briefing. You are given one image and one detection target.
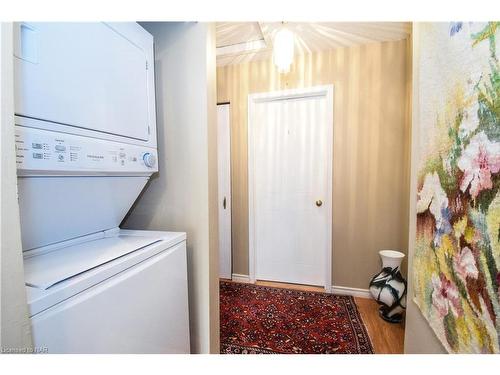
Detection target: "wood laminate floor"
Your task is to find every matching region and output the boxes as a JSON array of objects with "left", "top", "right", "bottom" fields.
[{"left": 221, "top": 279, "right": 405, "bottom": 354}]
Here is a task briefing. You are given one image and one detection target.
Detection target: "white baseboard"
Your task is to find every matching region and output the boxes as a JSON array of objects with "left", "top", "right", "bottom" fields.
[
  {"left": 231, "top": 273, "right": 251, "bottom": 283},
  {"left": 227, "top": 275, "right": 372, "bottom": 299},
  {"left": 331, "top": 285, "right": 373, "bottom": 299}
]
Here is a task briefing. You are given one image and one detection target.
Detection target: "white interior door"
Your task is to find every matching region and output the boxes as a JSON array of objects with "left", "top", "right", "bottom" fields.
[
  {"left": 249, "top": 86, "right": 333, "bottom": 289},
  {"left": 217, "top": 104, "right": 232, "bottom": 279}
]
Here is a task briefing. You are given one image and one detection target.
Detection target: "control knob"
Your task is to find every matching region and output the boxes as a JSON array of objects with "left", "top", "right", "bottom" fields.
[{"left": 143, "top": 152, "right": 156, "bottom": 168}]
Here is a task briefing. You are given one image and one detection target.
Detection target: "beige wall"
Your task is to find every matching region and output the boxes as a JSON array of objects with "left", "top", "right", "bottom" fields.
[
  {"left": 403, "top": 23, "right": 445, "bottom": 354},
  {"left": 0, "top": 22, "right": 32, "bottom": 350},
  {"left": 123, "top": 22, "right": 219, "bottom": 354},
  {"left": 217, "top": 39, "right": 411, "bottom": 289}
]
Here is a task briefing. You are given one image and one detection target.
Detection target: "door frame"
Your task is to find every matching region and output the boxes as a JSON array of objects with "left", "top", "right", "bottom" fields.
[{"left": 247, "top": 85, "right": 334, "bottom": 292}]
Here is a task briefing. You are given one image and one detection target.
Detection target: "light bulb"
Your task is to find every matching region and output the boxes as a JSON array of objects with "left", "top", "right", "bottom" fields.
[{"left": 273, "top": 28, "right": 294, "bottom": 74}]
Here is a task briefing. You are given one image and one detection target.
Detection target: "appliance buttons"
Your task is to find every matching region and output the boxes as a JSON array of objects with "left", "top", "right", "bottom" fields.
[
  {"left": 55, "top": 145, "right": 66, "bottom": 152},
  {"left": 32, "top": 143, "right": 43, "bottom": 149},
  {"left": 33, "top": 152, "right": 43, "bottom": 159},
  {"left": 58, "top": 154, "right": 64, "bottom": 161}
]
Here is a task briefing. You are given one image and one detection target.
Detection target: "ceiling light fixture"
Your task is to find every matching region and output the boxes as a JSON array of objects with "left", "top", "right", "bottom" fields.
[{"left": 273, "top": 25, "right": 294, "bottom": 74}]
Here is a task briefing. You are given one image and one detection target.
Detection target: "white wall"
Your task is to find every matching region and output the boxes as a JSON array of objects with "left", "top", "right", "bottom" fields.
[
  {"left": 0, "top": 22, "right": 32, "bottom": 351},
  {"left": 403, "top": 23, "right": 446, "bottom": 354},
  {"left": 123, "top": 22, "right": 219, "bottom": 354}
]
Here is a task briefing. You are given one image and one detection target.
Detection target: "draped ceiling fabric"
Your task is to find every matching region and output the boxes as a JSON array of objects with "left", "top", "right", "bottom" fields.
[
  {"left": 414, "top": 22, "right": 500, "bottom": 353},
  {"left": 216, "top": 22, "right": 411, "bottom": 66}
]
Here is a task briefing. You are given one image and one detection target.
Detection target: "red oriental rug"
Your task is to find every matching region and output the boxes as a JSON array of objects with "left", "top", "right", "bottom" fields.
[{"left": 220, "top": 281, "right": 373, "bottom": 354}]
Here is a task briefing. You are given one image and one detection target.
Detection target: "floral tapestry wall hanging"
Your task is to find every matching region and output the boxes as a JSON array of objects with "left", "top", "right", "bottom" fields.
[{"left": 414, "top": 22, "right": 500, "bottom": 353}]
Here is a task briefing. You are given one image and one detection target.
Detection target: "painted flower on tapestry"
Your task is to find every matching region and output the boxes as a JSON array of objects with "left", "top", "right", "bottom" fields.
[
  {"left": 417, "top": 172, "right": 452, "bottom": 246},
  {"left": 431, "top": 274, "right": 463, "bottom": 318},
  {"left": 458, "top": 132, "right": 500, "bottom": 199},
  {"left": 453, "top": 246, "right": 479, "bottom": 281},
  {"left": 450, "top": 22, "right": 463, "bottom": 36}
]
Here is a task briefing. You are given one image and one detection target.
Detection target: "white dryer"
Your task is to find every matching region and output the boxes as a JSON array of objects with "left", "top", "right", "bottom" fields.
[{"left": 14, "top": 22, "right": 190, "bottom": 353}]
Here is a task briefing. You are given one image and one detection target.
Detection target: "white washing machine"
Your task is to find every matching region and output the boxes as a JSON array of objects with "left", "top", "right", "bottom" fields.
[{"left": 14, "top": 22, "right": 190, "bottom": 353}]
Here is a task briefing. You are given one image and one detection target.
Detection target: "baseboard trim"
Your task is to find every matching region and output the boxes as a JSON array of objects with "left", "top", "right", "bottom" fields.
[
  {"left": 331, "top": 285, "right": 373, "bottom": 299},
  {"left": 227, "top": 276, "right": 372, "bottom": 299},
  {"left": 231, "top": 273, "right": 251, "bottom": 283}
]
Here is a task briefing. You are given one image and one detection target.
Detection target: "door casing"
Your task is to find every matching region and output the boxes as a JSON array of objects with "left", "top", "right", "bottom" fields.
[{"left": 247, "top": 85, "right": 334, "bottom": 292}]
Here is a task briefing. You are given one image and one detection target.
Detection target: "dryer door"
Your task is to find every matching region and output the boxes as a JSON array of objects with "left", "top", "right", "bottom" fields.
[{"left": 14, "top": 22, "right": 153, "bottom": 142}]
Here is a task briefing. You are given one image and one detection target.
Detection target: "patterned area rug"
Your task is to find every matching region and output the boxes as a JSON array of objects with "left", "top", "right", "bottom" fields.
[{"left": 220, "top": 281, "right": 373, "bottom": 354}]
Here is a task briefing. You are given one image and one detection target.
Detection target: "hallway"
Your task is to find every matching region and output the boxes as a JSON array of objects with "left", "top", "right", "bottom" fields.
[{"left": 220, "top": 280, "right": 404, "bottom": 354}]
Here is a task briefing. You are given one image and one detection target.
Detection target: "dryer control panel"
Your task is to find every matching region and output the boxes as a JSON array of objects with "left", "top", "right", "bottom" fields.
[{"left": 15, "top": 126, "right": 158, "bottom": 175}]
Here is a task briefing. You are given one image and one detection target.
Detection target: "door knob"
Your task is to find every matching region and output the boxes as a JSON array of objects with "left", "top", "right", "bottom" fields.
[
  {"left": 316, "top": 200, "right": 323, "bottom": 207},
  {"left": 223, "top": 197, "right": 227, "bottom": 210}
]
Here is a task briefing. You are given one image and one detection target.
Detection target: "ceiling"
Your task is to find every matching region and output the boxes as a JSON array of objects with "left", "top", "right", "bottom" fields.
[{"left": 216, "top": 22, "right": 411, "bottom": 66}]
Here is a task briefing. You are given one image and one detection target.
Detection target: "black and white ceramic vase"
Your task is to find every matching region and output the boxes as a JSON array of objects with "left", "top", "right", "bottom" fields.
[{"left": 369, "top": 250, "right": 407, "bottom": 323}]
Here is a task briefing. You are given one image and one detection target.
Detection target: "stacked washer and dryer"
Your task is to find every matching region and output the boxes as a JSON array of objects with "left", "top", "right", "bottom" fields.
[{"left": 13, "top": 22, "right": 190, "bottom": 353}]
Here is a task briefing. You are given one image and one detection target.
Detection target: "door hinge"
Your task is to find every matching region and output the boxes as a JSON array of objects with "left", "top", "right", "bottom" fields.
[
  {"left": 148, "top": 126, "right": 151, "bottom": 135},
  {"left": 146, "top": 60, "right": 149, "bottom": 70}
]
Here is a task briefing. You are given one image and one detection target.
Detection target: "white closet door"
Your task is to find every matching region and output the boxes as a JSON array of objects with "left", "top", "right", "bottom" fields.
[
  {"left": 217, "top": 104, "right": 232, "bottom": 279},
  {"left": 250, "top": 87, "right": 332, "bottom": 287}
]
